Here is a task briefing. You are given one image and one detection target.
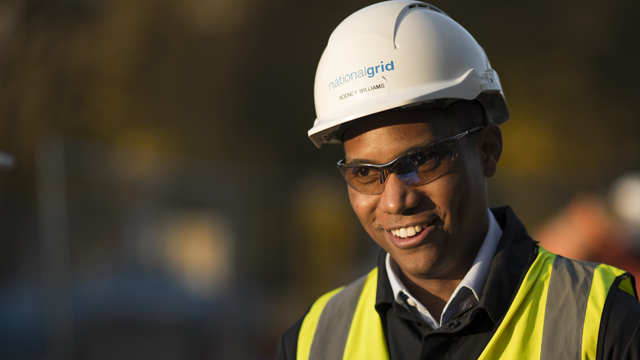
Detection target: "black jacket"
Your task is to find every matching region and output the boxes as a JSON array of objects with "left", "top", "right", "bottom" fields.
[{"left": 277, "top": 207, "right": 640, "bottom": 359}]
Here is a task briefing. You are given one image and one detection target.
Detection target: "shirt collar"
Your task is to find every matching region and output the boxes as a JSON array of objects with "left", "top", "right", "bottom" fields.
[{"left": 457, "top": 208, "right": 503, "bottom": 300}]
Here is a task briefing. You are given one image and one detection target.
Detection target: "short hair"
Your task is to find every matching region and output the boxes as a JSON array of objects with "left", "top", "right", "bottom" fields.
[{"left": 446, "top": 100, "right": 487, "bottom": 131}]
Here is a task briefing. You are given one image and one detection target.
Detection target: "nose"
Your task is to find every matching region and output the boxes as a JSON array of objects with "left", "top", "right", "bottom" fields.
[{"left": 378, "top": 174, "right": 421, "bottom": 215}]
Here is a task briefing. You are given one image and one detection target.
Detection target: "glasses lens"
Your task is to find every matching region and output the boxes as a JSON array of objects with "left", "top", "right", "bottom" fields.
[
  {"left": 337, "top": 143, "right": 458, "bottom": 195},
  {"left": 341, "top": 166, "right": 384, "bottom": 194},
  {"left": 395, "top": 144, "right": 457, "bottom": 186}
]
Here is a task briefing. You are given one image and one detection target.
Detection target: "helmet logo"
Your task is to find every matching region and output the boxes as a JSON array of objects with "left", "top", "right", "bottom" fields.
[{"left": 329, "top": 61, "right": 395, "bottom": 91}]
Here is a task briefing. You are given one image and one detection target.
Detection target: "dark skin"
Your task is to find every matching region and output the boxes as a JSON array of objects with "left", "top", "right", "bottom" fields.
[{"left": 342, "top": 108, "right": 502, "bottom": 317}]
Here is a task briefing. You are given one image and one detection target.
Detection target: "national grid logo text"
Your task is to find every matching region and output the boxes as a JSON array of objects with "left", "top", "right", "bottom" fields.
[{"left": 329, "top": 61, "right": 395, "bottom": 90}]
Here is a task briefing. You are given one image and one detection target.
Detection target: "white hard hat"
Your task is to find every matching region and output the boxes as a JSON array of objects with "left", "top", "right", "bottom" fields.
[{"left": 309, "top": 0, "right": 509, "bottom": 148}]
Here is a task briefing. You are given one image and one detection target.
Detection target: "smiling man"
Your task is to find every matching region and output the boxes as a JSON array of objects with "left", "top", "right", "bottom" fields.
[
  {"left": 277, "top": 1, "right": 640, "bottom": 359},
  {"left": 340, "top": 105, "right": 500, "bottom": 323}
]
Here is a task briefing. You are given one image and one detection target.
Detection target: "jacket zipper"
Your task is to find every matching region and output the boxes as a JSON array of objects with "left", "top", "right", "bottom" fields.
[{"left": 452, "top": 304, "right": 476, "bottom": 320}]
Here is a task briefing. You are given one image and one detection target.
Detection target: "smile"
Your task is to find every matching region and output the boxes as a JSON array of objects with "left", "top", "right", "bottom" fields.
[
  {"left": 390, "top": 219, "right": 437, "bottom": 238},
  {"left": 390, "top": 225, "right": 424, "bottom": 238}
]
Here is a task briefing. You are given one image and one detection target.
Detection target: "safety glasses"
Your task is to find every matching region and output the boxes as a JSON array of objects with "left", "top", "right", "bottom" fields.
[{"left": 337, "top": 126, "right": 483, "bottom": 195}]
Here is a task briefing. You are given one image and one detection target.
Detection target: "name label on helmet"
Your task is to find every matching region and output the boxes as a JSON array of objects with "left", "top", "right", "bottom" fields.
[
  {"left": 338, "top": 83, "right": 386, "bottom": 101},
  {"left": 329, "top": 61, "right": 394, "bottom": 91}
]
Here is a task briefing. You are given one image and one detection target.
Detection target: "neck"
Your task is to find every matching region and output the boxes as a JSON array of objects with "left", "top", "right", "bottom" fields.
[{"left": 398, "top": 263, "right": 468, "bottom": 317}]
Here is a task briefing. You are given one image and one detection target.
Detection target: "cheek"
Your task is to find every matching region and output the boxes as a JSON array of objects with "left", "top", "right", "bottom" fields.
[
  {"left": 428, "top": 173, "right": 471, "bottom": 223},
  {"left": 443, "top": 164, "right": 486, "bottom": 223},
  {"left": 348, "top": 189, "right": 377, "bottom": 223},
  {"left": 348, "top": 189, "right": 386, "bottom": 245}
]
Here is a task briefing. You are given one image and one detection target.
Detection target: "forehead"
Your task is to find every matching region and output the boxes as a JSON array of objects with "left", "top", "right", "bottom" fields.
[{"left": 342, "top": 108, "right": 455, "bottom": 163}]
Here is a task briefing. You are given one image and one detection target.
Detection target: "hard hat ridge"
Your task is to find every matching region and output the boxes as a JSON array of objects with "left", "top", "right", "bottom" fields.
[{"left": 308, "top": 0, "right": 509, "bottom": 148}]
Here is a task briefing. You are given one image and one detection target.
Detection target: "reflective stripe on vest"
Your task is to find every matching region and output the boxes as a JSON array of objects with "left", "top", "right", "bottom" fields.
[{"left": 298, "top": 247, "right": 637, "bottom": 360}]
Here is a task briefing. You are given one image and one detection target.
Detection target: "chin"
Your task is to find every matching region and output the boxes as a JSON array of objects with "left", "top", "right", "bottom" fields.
[{"left": 394, "top": 250, "right": 441, "bottom": 277}]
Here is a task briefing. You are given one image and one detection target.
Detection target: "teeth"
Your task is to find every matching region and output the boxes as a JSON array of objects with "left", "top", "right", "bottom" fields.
[{"left": 391, "top": 224, "right": 426, "bottom": 238}]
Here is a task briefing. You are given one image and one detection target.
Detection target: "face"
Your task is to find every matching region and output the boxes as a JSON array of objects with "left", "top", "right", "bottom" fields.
[{"left": 342, "top": 108, "right": 501, "bottom": 281}]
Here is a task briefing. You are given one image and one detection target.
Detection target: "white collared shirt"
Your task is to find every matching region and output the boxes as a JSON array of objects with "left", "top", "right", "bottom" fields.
[{"left": 385, "top": 208, "right": 503, "bottom": 329}]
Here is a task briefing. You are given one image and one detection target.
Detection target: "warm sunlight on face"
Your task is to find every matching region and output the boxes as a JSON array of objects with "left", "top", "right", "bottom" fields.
[{"left": 342, "top": 108, "right": 492, "bottom": 282}]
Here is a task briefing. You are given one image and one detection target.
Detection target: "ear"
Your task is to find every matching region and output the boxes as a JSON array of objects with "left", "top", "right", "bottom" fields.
[{"left": 477, "top": 123, "right": 502, "bottom": 177}]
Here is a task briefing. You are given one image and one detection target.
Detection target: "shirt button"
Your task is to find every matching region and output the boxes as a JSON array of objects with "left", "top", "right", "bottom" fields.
[{"left": 406, "top": 298, "right": 416, "bottom": 307}]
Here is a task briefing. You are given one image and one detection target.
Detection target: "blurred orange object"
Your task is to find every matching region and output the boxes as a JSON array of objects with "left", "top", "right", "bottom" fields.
[{"left": 535, "top": 192, "right": 640, "bottom": 288}]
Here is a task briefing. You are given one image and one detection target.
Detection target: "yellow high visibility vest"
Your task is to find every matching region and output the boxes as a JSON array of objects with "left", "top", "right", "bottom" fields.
[{"left": 297, "top": 247, "right": 637, "bottom": 360}]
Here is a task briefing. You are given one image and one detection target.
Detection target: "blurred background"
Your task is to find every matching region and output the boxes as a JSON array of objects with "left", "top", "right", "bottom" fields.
[{"left": 0, "top": 0, "right": 639, "bottom": 359}]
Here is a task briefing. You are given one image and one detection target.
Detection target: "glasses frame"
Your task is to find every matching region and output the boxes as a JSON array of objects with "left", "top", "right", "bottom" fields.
[{"left": 336, "top": 125, "right": 484, "bottom": 195}]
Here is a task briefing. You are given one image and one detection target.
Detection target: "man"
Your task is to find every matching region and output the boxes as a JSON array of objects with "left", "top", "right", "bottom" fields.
[{"left": 277, "top": 1, "right": 640, "bottom": 359}]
